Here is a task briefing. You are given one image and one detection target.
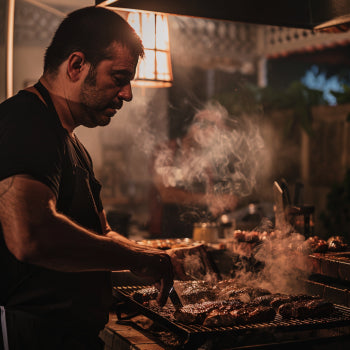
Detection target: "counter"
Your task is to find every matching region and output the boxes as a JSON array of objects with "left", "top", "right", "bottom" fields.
[{"left": 100, "top": 312, "right": 166, "bottom": 350}]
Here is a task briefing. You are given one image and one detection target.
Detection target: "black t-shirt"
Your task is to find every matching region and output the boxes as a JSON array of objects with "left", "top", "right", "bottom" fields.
[{"left": 0, "top": 90, "right": 111, "bottom": 330}]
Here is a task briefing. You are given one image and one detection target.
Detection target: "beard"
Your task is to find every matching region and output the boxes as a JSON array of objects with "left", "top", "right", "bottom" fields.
[{"left": 79, "top": 66, "right": 113, "bottom": 128}]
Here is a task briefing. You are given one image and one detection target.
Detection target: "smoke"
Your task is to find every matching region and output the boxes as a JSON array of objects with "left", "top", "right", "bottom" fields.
[
  {"left": 169, "top": 245, "right": 220, "bottom": 283},
  {"left": 183, "top": 253, "right": 207, "bottom": 280},
  {"left": 111, "top": 88, "right": 169, "bottom": 157},
  {"left": 231, "top": 231, "right": 310, "bottom": 294},
  {"left": 154, "top": 101, "right": 266, "bottom": 200}
]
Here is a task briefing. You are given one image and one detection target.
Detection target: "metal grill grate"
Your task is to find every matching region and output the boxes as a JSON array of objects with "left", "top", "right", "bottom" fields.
[{"left": 113, "top": 284, "right": 350, "bottom": 337}]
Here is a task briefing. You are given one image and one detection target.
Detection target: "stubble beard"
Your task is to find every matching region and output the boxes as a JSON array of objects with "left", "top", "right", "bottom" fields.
[{"left": 79, "top": 66, "right": 111, "bottom": 128}]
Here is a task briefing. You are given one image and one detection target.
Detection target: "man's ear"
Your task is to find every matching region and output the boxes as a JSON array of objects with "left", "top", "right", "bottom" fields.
[{"left": 67, "top": 52, "right": 87, "bottom": 82}]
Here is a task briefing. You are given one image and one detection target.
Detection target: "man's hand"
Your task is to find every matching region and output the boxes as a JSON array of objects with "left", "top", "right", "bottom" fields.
[
  {"left": 132, "top": 251, "right": 174, "bottom": 306},
  {"left": 105, "top": 231, "right": 174, "bottom": 306}
]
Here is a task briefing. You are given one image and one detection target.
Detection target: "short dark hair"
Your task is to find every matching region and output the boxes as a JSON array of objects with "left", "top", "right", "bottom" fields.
[{"left": 44, "top": 6, "right": 144, "bottom": 74}]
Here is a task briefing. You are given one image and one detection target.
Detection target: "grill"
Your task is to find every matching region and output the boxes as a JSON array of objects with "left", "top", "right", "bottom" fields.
[{"left": 112, "top": 284, "right": 350, "bottom": 349}]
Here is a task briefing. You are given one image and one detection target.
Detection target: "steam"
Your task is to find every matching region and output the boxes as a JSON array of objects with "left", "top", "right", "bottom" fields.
[
  {"left": 183, "top": 253, "right": 207, "bottom": 280},
  {"left": 231, "top": 230, "right": 310, "bottom": 294},
  {"left": 154, "top": 101, "right": 266, "bottom": 200}
]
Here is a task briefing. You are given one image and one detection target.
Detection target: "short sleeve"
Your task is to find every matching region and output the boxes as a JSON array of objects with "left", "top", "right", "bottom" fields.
[{"left": 0, "top": 92, "right": 64, "bottom": 198}]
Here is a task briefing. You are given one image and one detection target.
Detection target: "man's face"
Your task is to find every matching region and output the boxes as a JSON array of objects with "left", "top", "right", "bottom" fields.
[{"left": 78, "top": 42, "right": 138, "bottom": 128}]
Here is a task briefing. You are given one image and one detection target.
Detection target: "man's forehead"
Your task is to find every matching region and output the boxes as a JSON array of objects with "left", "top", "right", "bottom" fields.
[
  {"left": 105, "top": 42, "right": 137, "bottom": 61},
  {"left": 104, "top": 42, "right": 138, "bottom": 73}
]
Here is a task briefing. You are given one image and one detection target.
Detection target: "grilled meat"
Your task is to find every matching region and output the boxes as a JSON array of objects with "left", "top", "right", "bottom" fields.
[
  {"left": 203, "top": 301, "right": 247, "bottom": 327},
  {"left": 290, "top": 294, "right": 320, "bottom": 302},
  {"left": 327, "top": 236, "right": 348, "bottom": 252},
  {"left": 175, "top": 299, "right": 243, "bottom": 325},
  {"left": 174, "top": 301, "right": 223, "bottom": 324},
  {"left": 226, "top": 288, "right": 252, "bottom": 303},
  {"left": 297, "top": 235, "right": 334, "bottom": 254},
  {"left": 177, "top": 298, "right": 276, "bottom": 327},
  {"left": 203, "top": 304, "right": 275, "bottom": 327},
  {"left": 132, "top": 286, "right": 158, "bottom": 303},
  {"left": 247, "top": 306, "right": 276, "bottom": 323},
  {"left": 252, "top": 293, "right": 318, "bottom": 309},
  {"left": 230, "top": 307, "right": 252, "bottom": 324},
  {"left": 249, "top": 287, "right": 271, "bottom": 299},
  {"left": 277, "top": 302, "right": 293, "bottom": 318},
  {"left": 171, "top": 280, "right": 335, "bottom": 326},
  {"left": 203, "top": 309, "right": 237, "bottom": 327},
  {"left": 251, "top": 293, "right": 283, "bottom": 306},
  {"left": 177, "top": 280, "right": 271, "bottom": 304},
  {"left": 293, "top": 302, "right": 313, "bottom": 319},
  {"left": 278, "top": 301, "right": 312, "bottom": 319},
  {"left": 270, "top": 295, "right": 293, "bottom": 308},
  {"left": 217, "top": 299, "right": 245, "bottom": 310},
  {"left": 180, "top": 280, "right": 216, "bottom": 304},
  {"left": 215, "top": 282, "right": 271, "bottom": 303},
  {"left": 305, "top": 299, "right": 335, "bottom": 317},
  {"left": 278, "top": 299, "right": 335, "bottom": 319}
]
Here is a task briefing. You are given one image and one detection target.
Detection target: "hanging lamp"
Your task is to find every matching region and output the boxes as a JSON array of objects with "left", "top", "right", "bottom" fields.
[{"left": 127, "top": 11, "right": 173, "bottom": 88}]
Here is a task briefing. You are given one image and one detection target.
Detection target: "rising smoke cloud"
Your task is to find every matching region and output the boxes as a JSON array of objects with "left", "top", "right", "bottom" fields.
[
  {"left": 154, "top": 101, "right": 266, "bottom": 199},
  {"left": 231, "top": 231, "right": 310, "bottom": 294}
]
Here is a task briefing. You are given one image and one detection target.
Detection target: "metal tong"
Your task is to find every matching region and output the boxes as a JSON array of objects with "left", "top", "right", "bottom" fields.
[{"left": 168, "top": 285, "right": 183, "bottom": 309}]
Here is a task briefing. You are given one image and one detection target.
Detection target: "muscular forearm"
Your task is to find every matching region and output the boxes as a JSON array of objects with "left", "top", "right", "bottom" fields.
[
  {"left": 0, "top": 176, "right": 160, "bottom": 273},
  {"left": 5, "top": 209, "right": 144, "bottom": 272}
]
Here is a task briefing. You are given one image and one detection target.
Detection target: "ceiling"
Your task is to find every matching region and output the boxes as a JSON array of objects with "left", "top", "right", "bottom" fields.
[
  {"left": 38, "top": 0, "right": 92, "bottom": 7},
  {"left": 96, "top": 0, "right": 350, "bottom": 31}
]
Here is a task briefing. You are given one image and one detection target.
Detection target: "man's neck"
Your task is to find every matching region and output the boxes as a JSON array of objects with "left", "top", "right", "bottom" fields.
[{"left": 38, "top": 75, "right": 77, "bottom": 135}]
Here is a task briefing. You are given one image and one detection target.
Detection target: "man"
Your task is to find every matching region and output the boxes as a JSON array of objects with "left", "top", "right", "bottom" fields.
[{"left": 0, "top": 6, "right": 173, "bottom": 350}]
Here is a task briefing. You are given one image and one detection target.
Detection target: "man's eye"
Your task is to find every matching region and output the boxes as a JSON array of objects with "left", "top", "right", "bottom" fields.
[{"left": 113, "top": 77, "right": 128, "bottom": 87}]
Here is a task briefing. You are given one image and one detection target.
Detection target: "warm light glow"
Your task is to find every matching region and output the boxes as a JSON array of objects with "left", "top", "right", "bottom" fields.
[{"left": 127, "top": 11, "right": 173, "bottom": 88}]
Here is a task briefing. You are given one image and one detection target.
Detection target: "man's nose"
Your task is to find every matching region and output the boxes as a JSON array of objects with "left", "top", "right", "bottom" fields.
[{"left": 118, "top": 83, "right": 133, "bottom": 102}]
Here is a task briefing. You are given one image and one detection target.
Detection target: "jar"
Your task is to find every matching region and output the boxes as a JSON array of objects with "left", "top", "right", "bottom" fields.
[
  {"left": 288, "top": 205, "right": 315, "bottom": 237},
  {"left": 193, "top": 222, "right": 219, "bottom": 243}
]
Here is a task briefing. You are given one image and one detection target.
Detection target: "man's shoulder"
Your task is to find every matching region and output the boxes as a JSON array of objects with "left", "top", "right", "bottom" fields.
[
  {"left": 0, "top": 90, "right": 46, "bottom": 116},
  {"left": 0, "top": 90, "right": 67, "bottom": 153},
  {"left": 0, "top": 90, "right": 57, "bottom": 132}
]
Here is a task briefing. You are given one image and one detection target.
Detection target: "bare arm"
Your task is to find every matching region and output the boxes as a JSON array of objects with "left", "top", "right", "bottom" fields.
[
  {"left": 99, "top": 209, "right": 112, "bottom": 234},
  {"left": 0, "top": 175, "right": 173, "bottom": 304}
]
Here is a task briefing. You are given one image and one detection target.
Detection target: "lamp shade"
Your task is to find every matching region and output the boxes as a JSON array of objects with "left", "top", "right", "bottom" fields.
[{"left": 127, "top": 11, "right": 173, "bottom": 87}]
